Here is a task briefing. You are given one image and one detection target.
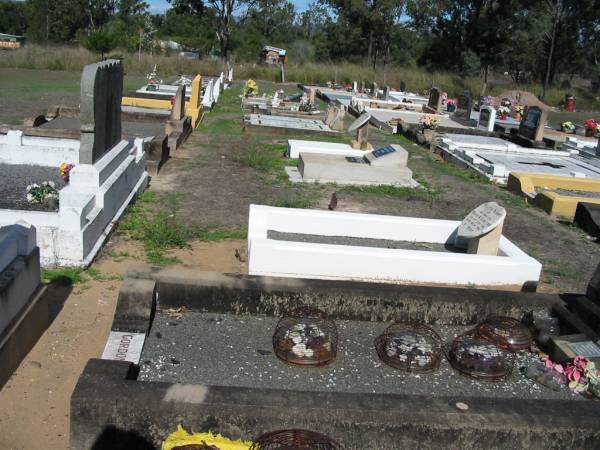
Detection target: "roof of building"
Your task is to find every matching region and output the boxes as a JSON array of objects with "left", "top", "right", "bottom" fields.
[{"left": 261, "top": 45, "right": 286, "bottom": 56}]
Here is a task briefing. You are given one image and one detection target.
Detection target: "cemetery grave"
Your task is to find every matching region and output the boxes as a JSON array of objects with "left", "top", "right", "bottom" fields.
[
  {"left": 0, "top": 222, "right": 47, "bottom": 388},
  {"left": 436, "top": 133, "right": 600, "bottom": 184},
  {"left": 247, "top": 202, "right": 541, "bottom": 290},
  {"left": 71, "top": 267, "right": 600, "bottom": 449},
  {"left": 507, "top": 172, "right": 600, "bottom": 219},
  {"left": 0, "top": 60, "right": 148, "bottom": 266},
  {"left": 286, "top": 143, "right": 418, "bottom": 186}
]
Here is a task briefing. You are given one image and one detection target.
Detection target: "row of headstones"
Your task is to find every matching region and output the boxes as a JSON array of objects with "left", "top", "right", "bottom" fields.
[{"left": 478, "top": 104, "right": 547, "bottom": 142}]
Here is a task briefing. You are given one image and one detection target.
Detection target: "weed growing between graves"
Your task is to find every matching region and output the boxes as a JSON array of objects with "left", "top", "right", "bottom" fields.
[
  {"left": 200, "top": 117, "right": 244, "bottom": 135},
  {"left": 119, "top": 191, "right": 246, "bottom": 265},
  {"left": 41, "top": 267, "right": 120, "bottom": 286},
  {"left": 270, "top": 197, "right": 317, "bottom": 209},
  {"left": 543, "top": 258, "right": 584, "bottom": 283},
  {"left": 237, "top": 143, "right": 290, "bottom": 175},
  {"left": 341, "top": 184, "right": 440, "bottom": 202}
]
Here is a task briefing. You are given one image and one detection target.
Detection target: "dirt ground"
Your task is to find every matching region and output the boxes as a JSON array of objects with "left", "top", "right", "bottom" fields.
[{"left": 1, "top": 74, "right": 599, "bottom": 449}]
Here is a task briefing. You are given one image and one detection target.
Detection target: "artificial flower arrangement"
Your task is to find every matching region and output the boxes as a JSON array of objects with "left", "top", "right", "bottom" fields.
[
  {"left": 244, "top": 79, "right": 258, "bottom": 97},
  {"left": 544, "top": 355, "right": 600, "bottom": 398},
  {"left": 59, "top": 163, "right": 74, "bottom": 183},
  {"left": 420, "top": 114, "right": 440, "bottom": 130},
  {"left": 26, "top": 181, "right": 58, "bottom": 205},
  {"left": 446, "top": 99, "right": 457, "bottom": 112},
  {"left": 584, "top": 119, "right": 599, "bottom": 137},
  {"left": 513, "top": 105, "right": 524, "bottom": 114},
  {"left": 497, "top": 105, "right": 510, "bottom": 120},
  {"left": 561, "top": 121, "right": 576, "bottom": 133},
  {"left": 146, "top": 64, "right": 162, "bottom": 86}
]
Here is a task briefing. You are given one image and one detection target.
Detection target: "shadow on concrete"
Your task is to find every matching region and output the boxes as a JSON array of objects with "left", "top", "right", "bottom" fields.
[{"left": 91, "top": 426, "right": 155, "bottom": 450}]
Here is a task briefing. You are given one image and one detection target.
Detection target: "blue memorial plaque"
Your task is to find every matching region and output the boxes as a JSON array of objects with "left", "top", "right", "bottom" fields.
[{"left": 372, "top": 145, "right": 396, "bottom": 158}]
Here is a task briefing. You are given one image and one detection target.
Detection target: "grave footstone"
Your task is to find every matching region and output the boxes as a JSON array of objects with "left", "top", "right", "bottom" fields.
[
  {"left": 79, "top": 59, "right": 124, "bottom": 164},
  {"left": 455, "top": 202, "right": 506, "bottom": 255},
  {"left": 400, "top": 81, "right": 406, "bottom": 93},
  {"left": 519, "top": 106, "right": 547, "bottom": 142},
  {"left": 478, "top": 105, "right": 496, "bottom": 132}
]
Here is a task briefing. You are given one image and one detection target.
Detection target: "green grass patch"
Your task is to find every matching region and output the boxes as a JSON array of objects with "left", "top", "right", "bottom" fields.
[
  {"left": 342, "top": 183, "right": 440, "bottom": 202},
  {"left": 42, "top": 267, "right": 86, "bottom": 285},
  {"left": 270, "top": 197, "right": 316, "bottom": 209},
  {"left": 237, "top": 143, "right": 289, "bottom": 174},
  {"left": 201, "top": 117, "right": 244, "bottom": 135},
  {"left": 543, "top": 258, "right": 584, "bottom": 282},
  {"left": 193, "top": 226, "right": 247, "bottom": 241},
  {"left": 119, "top": 192, "right": 246, "bottom": 265}
]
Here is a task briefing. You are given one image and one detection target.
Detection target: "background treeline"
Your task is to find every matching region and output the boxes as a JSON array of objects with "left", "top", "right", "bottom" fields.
[{"left": 1, "top": 0, "right": 600, "bottom": 106}]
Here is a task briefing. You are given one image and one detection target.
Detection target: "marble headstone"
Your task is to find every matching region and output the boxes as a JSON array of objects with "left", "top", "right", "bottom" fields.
[
  {"left": 456, "top": 202, "right": 506, "bottom": 255},
  {"left": 79, "top": 59, "right": 124, "bottom": 164},
  {"left": 478, "top": 105, "right": 496, "bottom": 132}
]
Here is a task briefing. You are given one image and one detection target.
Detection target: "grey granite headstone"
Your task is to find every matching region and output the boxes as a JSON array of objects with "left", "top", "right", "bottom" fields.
[
  {"left": 400, "top": 81, "right": 406, "bottom": 92},
  {"left": 425, "top": 87, "right": 442, "bottom": 113},
  {"left": 170, "top": 85, "right": 186, "bottom": 121},
  {"left": 80, "top": 59, "right": 124, "bottom": 164},
  {"left": 458, "top": 90, "right": 473, "bottom": 117},
  {"left": 383, "top": 85, "right": 390, "bottom": 101},
  {"left": 519, "top": 106, "right": 547, "bottom": 142},
  {"left": 478, "top": 105, "right": 496, "bottom": 132}
]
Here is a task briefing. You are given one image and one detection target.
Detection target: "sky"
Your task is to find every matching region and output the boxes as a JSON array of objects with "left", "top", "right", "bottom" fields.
[{"left": 148, "top": 0, "right": 312, "bottom": 14}]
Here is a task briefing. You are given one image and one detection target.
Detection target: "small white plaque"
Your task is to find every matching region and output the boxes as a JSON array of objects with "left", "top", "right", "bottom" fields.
[
  {"left": 101, "top": 331, "right": 146, "bottom": 364},
  {"left": 457, "top": 202, "right": 506, "bottom": 239}
]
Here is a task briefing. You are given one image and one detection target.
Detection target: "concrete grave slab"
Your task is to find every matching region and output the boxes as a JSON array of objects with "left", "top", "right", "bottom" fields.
[
  {"left": 287, "top": 139, "right": 367, "bottom": 158},
  {"left": 247, "top": 204, "right": 541, "bottom": 290},
  {"left": 288, "top": 144, "right": 416, "bottom": 186},
  {"left": 437, "top": 134, "right": 600, "bottom": 184},
  {"left": 70, "top": 269, "right": 600, "bottom": 449}
]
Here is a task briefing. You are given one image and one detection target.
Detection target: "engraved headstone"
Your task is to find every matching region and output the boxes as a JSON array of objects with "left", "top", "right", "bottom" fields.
[
  {"left": 456, "top": 202, "right": 506, "bottom": 255},
  {"left": 79, "top": 59, "right": 124, "bottom": 164},
  {"left": 383, "top": 85, "right": 390, "bottom": 101},
  {"left": 400, "top": 80, "right": 406, "bottom": 92},
  {"left": 519, "top": 106, "right": 547, "bottom": 142},
  {"left": 425, "top": 87, "right": 442, "bottom": 114},
  {"left": 458, "top": 90, "right": 473, "bottom": 118},
  {"left": 478, "top": 105, "right": 496, "bottom": 132}
]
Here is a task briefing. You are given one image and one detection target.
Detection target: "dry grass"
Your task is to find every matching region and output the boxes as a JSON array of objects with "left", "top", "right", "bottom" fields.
[{"left": 1, "top": 44, "right": 598, "bottom": 109}]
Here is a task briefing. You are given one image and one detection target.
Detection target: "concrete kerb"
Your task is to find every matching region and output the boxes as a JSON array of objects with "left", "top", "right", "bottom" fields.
[{"left": 68, "top": 267, "right": 600, "bottom": 449}]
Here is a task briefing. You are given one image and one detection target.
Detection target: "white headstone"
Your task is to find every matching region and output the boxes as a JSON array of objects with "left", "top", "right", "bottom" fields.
[{"left": 457, "top": 202, "right": 506, "bottom": 239}]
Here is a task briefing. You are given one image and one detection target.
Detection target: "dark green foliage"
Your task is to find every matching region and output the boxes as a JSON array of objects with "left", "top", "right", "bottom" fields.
[{"left": 80, "top": 30, "right": 119, "bottom": 58}]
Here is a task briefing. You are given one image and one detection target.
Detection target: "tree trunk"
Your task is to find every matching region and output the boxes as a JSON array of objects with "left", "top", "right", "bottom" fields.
[
  {"left": 542, "top": 7, "right": 560, "bottom": 100},
  {"left": 480, "top": 65, "right": 489, "bottom": 97},
  {"left": 367, "top": 29, "right": 374, "bottom": 66}
]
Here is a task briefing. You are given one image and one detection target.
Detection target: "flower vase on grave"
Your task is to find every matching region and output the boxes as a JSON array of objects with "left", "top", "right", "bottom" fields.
[
  {"left": 586, "top": 128, "right": 596, "bottom": 137},
  {"left": 514, "top": 112, "right": 522, "bottom": 122}
]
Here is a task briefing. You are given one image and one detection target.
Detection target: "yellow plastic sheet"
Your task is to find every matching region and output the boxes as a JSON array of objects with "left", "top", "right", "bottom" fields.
[{"left": 162, "top": 425, "right": 252, "bottom": 450}]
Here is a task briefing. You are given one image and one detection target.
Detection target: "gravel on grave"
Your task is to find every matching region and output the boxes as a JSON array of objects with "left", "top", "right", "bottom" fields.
[
  {"left": 536, "top": 187, "right": 600, "bottom": 199},
  {"left": 267, "top": 231, "right": 466, "bottom": 253},
  {"left": 0, "top": 164, "right": 65, "bottom": 211},
  {"left": 138, "top": 312, "right": 578, "bottom": 401}
]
